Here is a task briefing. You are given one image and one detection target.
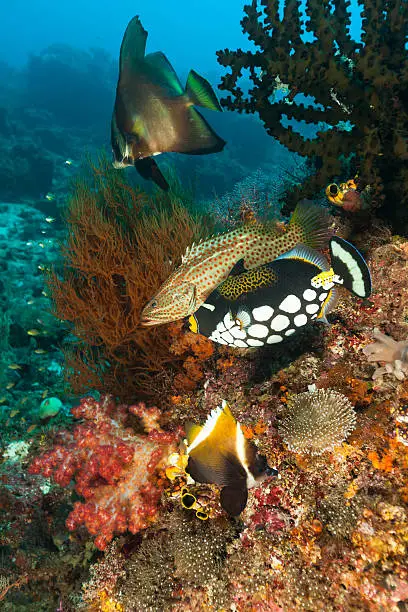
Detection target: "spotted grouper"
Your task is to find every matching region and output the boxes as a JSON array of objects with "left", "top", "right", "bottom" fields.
[{"left": 141, "top": 200, "right": 330, "bottom": 326}]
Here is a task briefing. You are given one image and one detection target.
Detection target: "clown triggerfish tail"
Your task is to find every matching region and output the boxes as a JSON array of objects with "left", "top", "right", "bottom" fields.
[
  {"left": 111, "top": 16, "right": 226, "bottom": 190},
  {"left": 141, "top": 201, "right": 330, "bottom": 326},
  {"left": 188, "top": 237, "right": 372, "bottom": 348},
  {"left": 186, "top": 400, "right": 278, "bottom": 516}
]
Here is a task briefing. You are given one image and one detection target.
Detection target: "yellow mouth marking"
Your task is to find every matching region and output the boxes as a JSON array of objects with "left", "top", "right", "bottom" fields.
[{"left": 311, "top": 268, "right": 342, "bottom": 290}]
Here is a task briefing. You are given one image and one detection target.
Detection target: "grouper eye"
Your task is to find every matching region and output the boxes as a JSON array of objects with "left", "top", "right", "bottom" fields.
[{"left": 149, "top": 299, "right": 158, "bottom": 309}]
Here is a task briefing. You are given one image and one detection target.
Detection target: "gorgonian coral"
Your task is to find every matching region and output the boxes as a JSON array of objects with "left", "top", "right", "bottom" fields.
[
  {"left": 49, "top": 156, "right": 214, "bottom": 401},
  {"left": 217, "top": 0, "right": 408, "bottom": 226},
  {"left": 278, "top": 388, "right": 356, "bottom": 454},
  {"left": 29, "top": 395, "right": 179, "bottom": 550}
]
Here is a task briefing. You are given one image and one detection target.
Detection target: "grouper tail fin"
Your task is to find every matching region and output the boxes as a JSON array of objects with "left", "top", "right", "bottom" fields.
[{"left": 289, "top": 200, "right": 331, "bottom": 250}]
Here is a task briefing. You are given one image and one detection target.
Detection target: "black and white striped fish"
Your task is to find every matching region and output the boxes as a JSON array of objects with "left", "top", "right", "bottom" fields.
[{"left": 187, "top": 237, "right": 371, "bottom": 348}]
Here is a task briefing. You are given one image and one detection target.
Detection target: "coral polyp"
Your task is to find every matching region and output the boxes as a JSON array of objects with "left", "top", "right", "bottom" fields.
[{"left": 278, "top": 388, "right": 357, "bottom": 455}]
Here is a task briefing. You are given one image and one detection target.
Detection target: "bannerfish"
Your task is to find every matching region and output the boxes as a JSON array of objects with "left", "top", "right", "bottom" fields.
[
  {"left": 187, "top": 237, "right": 372, "bottom": 348},
  {"left": 141, "top": 201, "right": 330, "bottom": 326},
  {"left": 186, "top": 400, "right": 278, "bottom": 516},
  {"left": 111, "top": 16, "right": 226, "bottom": 190}
]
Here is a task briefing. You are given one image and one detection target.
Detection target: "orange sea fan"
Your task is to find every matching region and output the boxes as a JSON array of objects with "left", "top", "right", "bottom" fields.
[{"left": 50, "top": 157, "right": 214, "bottom": 401}]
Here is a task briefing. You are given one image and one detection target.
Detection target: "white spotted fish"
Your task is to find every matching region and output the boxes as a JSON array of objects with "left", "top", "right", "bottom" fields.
[
  {"left": 186, "top": 400, "right": 278, "bottom": 515},
  {"left": 188, "top": 237, "right": 371, "bottom": 348}
]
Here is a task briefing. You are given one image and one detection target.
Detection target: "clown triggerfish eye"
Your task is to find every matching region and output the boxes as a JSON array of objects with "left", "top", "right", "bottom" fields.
[
  {"left": 188, "top": 237, "right": 372, "bottom": 348},
  {"left": 185, "top": 400, "right": 278, "bottom": 516},
  {"left": 111, "top": 16, "right": 226, "bottom": 190}
]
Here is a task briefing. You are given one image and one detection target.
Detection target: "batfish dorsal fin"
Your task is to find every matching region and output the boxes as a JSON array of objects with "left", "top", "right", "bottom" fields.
[
  {"left": 143, "top": 51, "right": 184, "bottom": 96},
  {"left": 119, "top": 16, "right": 148, "bottom": 75},
  {"left": 185, "top": 70, "right": 223, "bottom": 112}
]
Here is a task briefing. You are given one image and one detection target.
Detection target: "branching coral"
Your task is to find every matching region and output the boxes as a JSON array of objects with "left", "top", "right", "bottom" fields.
[
  {"left": 278, "top": 388, "right": 356, "bottom": 454},
  {"left": 49, "top": 156, "right": 214, "bottom": 401},
  {"left": 363, "top": 329, "right": 408, "bottom": 380},
  {"left": 217, "top": 0, "right": 408, "bottom": 225},
  {"left": 29, "top": 395, "right": 179, "bottom": 550}
]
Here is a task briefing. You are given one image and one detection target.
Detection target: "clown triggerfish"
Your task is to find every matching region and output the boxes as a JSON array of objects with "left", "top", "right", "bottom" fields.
[
  {"left": 111, "top": 16, "right": 226, "bottom": 190},
  {"left": 185, "top": 400, "right": 278, "bottom": 516},
  {"left": 141, "top": 201, "right": 330, "bottom": 326},
  {"left": 187, "top": 237, "right": 372, "bottom": 348}
]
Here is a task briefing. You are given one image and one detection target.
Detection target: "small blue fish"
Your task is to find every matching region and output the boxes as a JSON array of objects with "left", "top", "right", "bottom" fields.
[{"left": 188, "top": 237, "right": 371, "bottom": 348}]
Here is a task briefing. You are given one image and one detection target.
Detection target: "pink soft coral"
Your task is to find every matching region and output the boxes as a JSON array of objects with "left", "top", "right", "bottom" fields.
[
  {"left": 29, "top": 395, "right": 178, "bottom": 550},
  {"left": 363, "top": 329, "right": 408, "bottom": 381}
]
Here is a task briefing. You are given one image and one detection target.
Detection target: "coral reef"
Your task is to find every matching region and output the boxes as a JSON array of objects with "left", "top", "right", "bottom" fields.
[
  {"left": 28, "top": 395, "right": 179, "bottom": 550},
  {"left": 49, "top": 157, "right": 214, "bottom": 401},
  {"left": 217, "top": 0, "right": 408, "bottom": 226},
  {"left": 363, "top": 328, "right": 408, "bottom": 380},
  {"left": 278, "top": 388, "right": 356, "bottom": 454}
]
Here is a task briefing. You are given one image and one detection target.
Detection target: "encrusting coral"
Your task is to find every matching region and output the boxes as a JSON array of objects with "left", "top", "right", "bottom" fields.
[
  {"left": 278, "top": 388, "right": 356, "bottom": 454},
  {"left": 49, "top": 156, "right": 214, "bottom": 401},
  {"left": 217, "top": 0, "right": 408, "bottom": 226}
]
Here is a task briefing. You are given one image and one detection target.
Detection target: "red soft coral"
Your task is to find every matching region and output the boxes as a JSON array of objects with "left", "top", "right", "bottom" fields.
[{"left": 29, "top": 395, "right": 178, "bottom": 550}]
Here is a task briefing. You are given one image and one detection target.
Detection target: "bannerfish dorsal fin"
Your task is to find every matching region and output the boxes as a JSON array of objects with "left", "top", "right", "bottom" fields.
[
  {"left": 119, "top": 16, "right": 148, "bottom": 75},
  {"left": 220, "top": 485, "right": 248, "bottom": 516},
  {"left": 143, "top": 51, "right": 184, "bottom": 96},
  {"left": 186, "top": 70, "right": 223, "bottom": 112},
  {"left": 329, "top": 237, "right": 372, "bottom": 298},
  {"left": 275, "top": 244, "right": 330, "bottom": 271},
  {"left": 185, "top": 422, "right": 203, "bottom": 447}
]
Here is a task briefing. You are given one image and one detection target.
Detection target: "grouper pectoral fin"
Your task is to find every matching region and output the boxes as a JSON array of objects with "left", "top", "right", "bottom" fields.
[
  {"left": 143, "top": 51, "right": 184, "bottom": 96},
  {"left": 185, "top": 70, "right": 223, "bottom": 112},
  {"left": 172, "top": 107, "right": 226, "bottom": 155},
  {"left": 119, "top": 16, "right": 148, "bottom": 75},
  {"left": 134, "top": 157, "right": 169, "bottom": 191},
  {"left": 228, "top": 259, "right": 246, "bottom": 276}
]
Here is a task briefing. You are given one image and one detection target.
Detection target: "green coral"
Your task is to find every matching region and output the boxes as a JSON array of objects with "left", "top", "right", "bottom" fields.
[{"left": 217, "top": 0, "right": 408, "bottom": 225}]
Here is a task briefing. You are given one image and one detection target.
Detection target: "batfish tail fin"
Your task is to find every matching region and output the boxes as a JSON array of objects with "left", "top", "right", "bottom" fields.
[
  {"left": 134, "top": 157, "right": 169, "bottom": 191},
  {"left": 330, "top": 236, "right": 372, "bottom": 298},
  {"left": 186, "top": 70, "right": 223, "bottom": 111},
  {"left": 290, "top": 200, "right": 331, "bottom": 250}
]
